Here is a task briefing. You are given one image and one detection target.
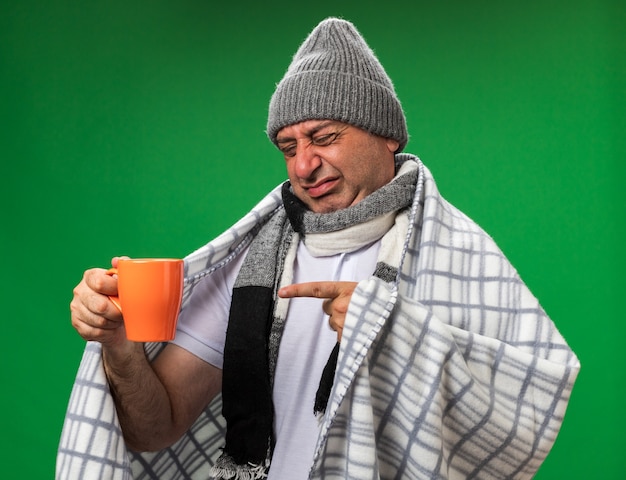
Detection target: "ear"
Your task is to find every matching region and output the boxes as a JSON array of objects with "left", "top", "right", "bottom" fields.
[{"left": 385, "top": 138, "right": 400, "bottom": 153}]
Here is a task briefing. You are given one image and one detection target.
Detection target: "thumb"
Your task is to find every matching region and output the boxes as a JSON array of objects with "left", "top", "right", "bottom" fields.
[{"left": 111, "top": 255, "right": 131, "bottom": 268}]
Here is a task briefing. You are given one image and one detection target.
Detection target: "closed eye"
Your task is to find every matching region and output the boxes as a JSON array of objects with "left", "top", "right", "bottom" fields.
[
  {"left": 276, "top": 123, "right": 348, "bottom": 158},
  {"left": 278, "top": 142, "right": 297, "bottom": 157},
  {"left": 311, "top": 132, "right": 340, "bottom": 147}
]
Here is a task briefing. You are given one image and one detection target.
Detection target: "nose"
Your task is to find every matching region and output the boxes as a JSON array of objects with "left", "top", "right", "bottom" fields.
[{"left": 293, "top": 142, "right": 322, "bottom": 179}]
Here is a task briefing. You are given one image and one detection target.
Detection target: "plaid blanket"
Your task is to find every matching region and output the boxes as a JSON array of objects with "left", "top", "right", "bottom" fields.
[{"left": 56, "top": 158, "right": 579, "bottom": 479}]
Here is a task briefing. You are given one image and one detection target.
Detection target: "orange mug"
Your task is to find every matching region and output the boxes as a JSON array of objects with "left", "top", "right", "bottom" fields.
[{"left": 106, "top": 258, "right": 184, "bottom": 342}]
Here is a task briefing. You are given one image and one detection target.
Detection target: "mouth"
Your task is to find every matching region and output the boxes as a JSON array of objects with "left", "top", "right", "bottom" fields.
[{"left": 305, "top": 178, "right": 339, "bottom": 198}]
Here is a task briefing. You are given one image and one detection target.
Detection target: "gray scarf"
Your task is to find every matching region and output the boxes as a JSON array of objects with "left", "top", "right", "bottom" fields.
[{"left": 211, "top": 158, "right": 418, "bottom": 479}]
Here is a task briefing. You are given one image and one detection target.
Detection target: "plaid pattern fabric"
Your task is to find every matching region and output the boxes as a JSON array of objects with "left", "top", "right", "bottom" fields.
[{"left": 57, "top": 158, "right": 579, "bottom": 479}]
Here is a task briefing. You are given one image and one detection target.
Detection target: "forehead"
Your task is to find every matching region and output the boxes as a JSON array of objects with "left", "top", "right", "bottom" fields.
[{"left": 276, "top": 120, "right": 350, "bottom": 141}]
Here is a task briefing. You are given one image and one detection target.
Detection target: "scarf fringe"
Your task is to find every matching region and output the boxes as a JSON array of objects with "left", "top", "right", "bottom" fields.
[{"left": 210, "top": 452, "right": 269, "bottom": 479}]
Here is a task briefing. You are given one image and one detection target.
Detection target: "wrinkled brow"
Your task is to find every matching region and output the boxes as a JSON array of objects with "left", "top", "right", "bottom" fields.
[{"left": 276, "top": 121, "right": 340, "bottom": 144}]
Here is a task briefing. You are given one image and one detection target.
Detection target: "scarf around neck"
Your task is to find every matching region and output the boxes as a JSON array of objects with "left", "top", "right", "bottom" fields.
[{"left": 211, "top": 158, "right": 419, "bottom": 479}]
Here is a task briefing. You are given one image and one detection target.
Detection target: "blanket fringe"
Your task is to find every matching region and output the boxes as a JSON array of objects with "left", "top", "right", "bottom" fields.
[{"left": 210, "top": 452, "right": 269, "bottom": 480}]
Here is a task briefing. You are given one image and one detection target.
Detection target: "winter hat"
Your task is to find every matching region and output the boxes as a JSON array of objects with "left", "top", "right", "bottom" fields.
[{"left": 267, "top": 17, "right": 408, "bottom": 152}]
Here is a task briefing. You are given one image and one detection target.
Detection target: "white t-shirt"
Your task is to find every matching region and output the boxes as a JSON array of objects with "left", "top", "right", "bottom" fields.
[{"left": 172, "top": 239, "right": 380, "bottom": 479}]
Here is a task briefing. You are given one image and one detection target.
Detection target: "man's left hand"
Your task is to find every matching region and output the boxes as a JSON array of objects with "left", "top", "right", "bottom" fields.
[{"left": 278, "top": 281, "right": 357, "bottom": 342}]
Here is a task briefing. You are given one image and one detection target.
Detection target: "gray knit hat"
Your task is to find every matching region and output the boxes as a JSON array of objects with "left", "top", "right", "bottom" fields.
[{"left": 267, "top": 17, "right": 408, "bottom": 152}]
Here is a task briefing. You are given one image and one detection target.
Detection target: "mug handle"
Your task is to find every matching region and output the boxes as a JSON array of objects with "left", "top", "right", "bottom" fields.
[{"left": 105, "top": 267, "right": 123, "bottom": 312}]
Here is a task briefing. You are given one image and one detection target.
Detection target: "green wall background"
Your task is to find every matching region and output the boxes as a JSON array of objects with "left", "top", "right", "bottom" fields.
[{"left": 1, "top": 1, "right": 624, "bottom": 477}]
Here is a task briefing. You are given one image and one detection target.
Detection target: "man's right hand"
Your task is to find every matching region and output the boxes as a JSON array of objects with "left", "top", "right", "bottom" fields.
[{"left": 70, "top": 257, "right": 128, "bottom": 348}]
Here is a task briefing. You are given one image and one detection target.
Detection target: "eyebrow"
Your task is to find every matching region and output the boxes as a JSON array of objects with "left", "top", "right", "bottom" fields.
[{"left": 275, "top": 121, "right": 339, "bottom": 144}]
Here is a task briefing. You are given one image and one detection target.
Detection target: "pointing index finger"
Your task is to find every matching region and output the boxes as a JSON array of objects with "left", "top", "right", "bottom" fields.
[{"left": 278, "top": 281, "right": 353, "bottom": 299}]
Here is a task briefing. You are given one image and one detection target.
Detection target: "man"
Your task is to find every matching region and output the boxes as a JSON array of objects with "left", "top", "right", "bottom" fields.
[{"left": 58, "top": 18, "right": 579, "bottom": 480}]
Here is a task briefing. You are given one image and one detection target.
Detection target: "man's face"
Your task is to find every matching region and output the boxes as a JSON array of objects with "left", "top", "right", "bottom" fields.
[{"left": 275, "top": 120, "right": 399, "bottom": 213}]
